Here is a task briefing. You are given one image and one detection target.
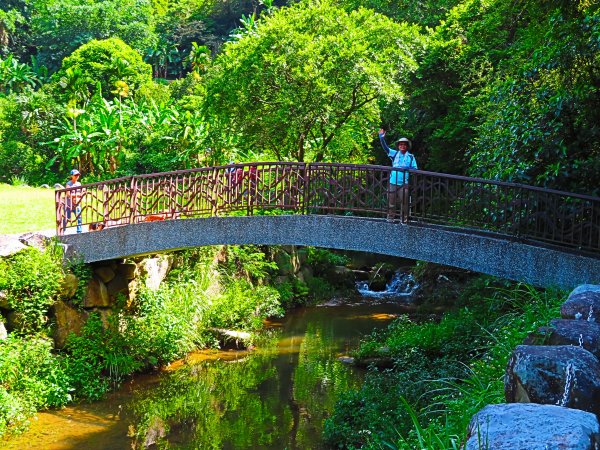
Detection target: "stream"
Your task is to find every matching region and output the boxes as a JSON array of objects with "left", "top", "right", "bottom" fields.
[{"left": 3, "top": 271, "right": 419, "bottom": 449}]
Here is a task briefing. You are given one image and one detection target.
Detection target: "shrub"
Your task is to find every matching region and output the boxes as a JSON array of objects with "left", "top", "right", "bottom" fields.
[
  {"left": 306, "top": 248, "right": 350, "bottom": 273},
  {"left": 208, "top": 279, "right": 283, "bottom": 331},
  {"left": 0, "top": 246, "right": 64, "bottom": 332},
  {"left": 274, "top": 277, "right": 311, "bottom": 308},
  {"left": 221, "top": 245, "right": 278, "bottom": 283},
  {"left": 133, "top": 283, "right": 210, "bottom": 365},
  {"left": 64, "top": 313, "right": 142, "bottom": 400},
  {"left": 56, "top": 37, "right": 152, "bottom": 101},
  {"left": 305, "top": 276, "right": 334, "bottom": 302},
  {"left": 0, "top": 91, "right": 63, "bottom": 185},
  {"left": 0, "top": 336, "right": 71, "bottom": 436}
]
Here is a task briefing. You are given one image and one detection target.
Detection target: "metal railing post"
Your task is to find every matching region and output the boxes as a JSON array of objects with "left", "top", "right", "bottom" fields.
[
  {"left": 129, "top": 176, "right": 138, "bottom": 224},
  {"left": 56, "top": 190, "right": 64, "bottom": 236},
  {"left": 515, "top": 186, "right": 524, "bottom": 239},
  {"left": 302, "top": 163, "right": 310, "bottom": 215}
]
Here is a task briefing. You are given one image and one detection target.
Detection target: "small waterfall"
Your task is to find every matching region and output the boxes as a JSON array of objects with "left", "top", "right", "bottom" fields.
[{"left": 356, "top": 271, "right": 419, "bottom": 299}]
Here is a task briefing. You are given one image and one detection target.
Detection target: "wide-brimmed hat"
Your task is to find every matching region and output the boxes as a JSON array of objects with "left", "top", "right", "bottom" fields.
[{"left": 396, "top": 138, "right": 412, "bottom": 149}]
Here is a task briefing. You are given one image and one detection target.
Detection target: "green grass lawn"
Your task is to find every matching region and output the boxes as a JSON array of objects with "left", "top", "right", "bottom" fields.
[{"left": 0, "top": 184, "right": 56, "bottom": 235}]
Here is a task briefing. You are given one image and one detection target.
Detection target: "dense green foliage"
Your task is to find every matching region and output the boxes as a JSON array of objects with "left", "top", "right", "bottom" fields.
[
  {"left": 0, "top": 244, "right": 316, "bottom": 426},
  {"left": 323, "top": 280, "right": 565, "bottom": 448},
  {"left": 58, "top": 246, "right": 287, "bottom": 402},
  {"left": 0, "top": 245, "right": 69, "bottom": 434},
  {"left": 205, "top": 0, "right": 424, "bottom": 162},
  {"left": 0, "top": 336, "right": 71, "bottom": 436},
  {"left": 399, "top": 0, "right": 600, "bottom": 193},
  {"left": 0, "top": 0, "right": 595, "bottom": 193},
  {"left": 0, "top": 246, "right": 63, "bottom": 331}
]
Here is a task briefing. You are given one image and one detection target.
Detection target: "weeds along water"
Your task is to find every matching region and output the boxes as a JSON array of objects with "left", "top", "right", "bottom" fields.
[{"left": 323, "top": 278, "right": 566, "bottom": 449}]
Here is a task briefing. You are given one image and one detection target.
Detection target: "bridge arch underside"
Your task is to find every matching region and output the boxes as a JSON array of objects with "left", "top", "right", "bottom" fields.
[{"left": 60, "top": 216, "right": 599, "bottom": 290}]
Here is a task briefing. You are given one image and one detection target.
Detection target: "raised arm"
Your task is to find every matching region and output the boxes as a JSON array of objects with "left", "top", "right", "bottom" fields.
[{"left": 378, "top": 128, "right": 393, "bottom": 155}]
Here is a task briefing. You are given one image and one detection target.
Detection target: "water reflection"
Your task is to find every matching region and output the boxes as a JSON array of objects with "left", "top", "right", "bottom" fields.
[
  {"left": 3, "top": 302, "right": 406, "bottom": 449},
  {"left": 130, "top": 304, "right": 388, "bottom": 449}
]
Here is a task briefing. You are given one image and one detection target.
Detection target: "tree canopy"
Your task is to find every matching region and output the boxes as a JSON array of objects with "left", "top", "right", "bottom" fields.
[
  {"left": 204, "top": 0, "right": 425, "bottom": 162},
  {"left": 55, "top": 37, "right": 153, "bottom": 101},
  {"left": 0, "top": 0, "right": 597, "bottom": 195}
]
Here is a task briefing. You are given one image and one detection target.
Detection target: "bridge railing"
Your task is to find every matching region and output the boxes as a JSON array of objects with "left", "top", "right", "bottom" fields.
[
  {"left": 409, "top": 170, "right": 599, "bottom": 252},
  {"left": 56, "top": 162, "right": 600, "bottom": 254}
]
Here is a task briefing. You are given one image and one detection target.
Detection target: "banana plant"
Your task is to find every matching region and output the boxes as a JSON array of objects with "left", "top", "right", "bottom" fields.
[
  {"left": 47, "top": 112, "right": 103, "bottom": 174},
  {"left": 0, "top": 54, "right": 41, "bottom": 94},
  {"left": 171, "top": 110, "right": 209, "bottom": 167},
  {"left": 145, "top": 41, "right": 180, "bottom": 79},
  {"left": 186, "top": 42, "right": 211, "bottom": 77},
  {"left": 58, "top": 67, "right": 92, "bottom": 105},
  {"left": 46, "top": 96, "right": 134, "bottom": 174}
]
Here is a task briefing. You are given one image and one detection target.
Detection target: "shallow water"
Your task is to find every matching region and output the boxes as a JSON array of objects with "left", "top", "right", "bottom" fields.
[{"left": 3, "top": 298, "right": 416, "bottom": 449}]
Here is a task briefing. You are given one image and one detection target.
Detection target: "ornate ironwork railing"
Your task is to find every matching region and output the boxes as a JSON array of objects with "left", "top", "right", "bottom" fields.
[{"left": 56, "top": 162, "right": 600, "bottom": 255}]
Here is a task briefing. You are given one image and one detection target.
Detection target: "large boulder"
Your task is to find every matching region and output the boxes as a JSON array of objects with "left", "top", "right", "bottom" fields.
[
  {"left": 106, "top": 275, "right": 129, "bottom": 298},
  {"left": 562, "top": 285, "right": 600, "bottom": 322},
  {"left": 83, "top": 278, "right": 111, "bottom": 308},
  {"left": 18, "top": 232, "right": 50, "bottom": 251},
  {"left": 505, "top": 345, "right": 600, "bottom": 416},
  {"left": 352, "top": 270, "right": 370, "bottom": 282},
  {"left": 53, "top": 300, "right": 88, "bottom": 348},
  {"left": 300, "top": 266, "right": 313, "bottom": 283},
  {"left": 465, "top": 403, "right": 600, "bottom": 450},
  {"left": 0, "top": 235, "right": 26, "bottom": 257},
  {"left": 94, "top": 266, "right": 116, "bottom": 284},
  {"left": 541, "top": 319, "right": 600, "bottom": 360},
  {"left": 141, "top": 256, "right": 172, "bottom": 291},
  {"left": 273, "top": 248, "right": 294, "bottom": 276},
  {"left": 59, "top": 273, "right": 79, "bottom": 299},
  {"left": 0, "top": 320, "right": 7, "bottom": 340},
  {"left": 326, "top": 266, "right": 355, "bottom": 288},
  {"left": 0, "top": 290, "right": 9, "bottom": 309},
  {"left": 364, "top": 267, "right": 388, "bottom": 292},
  {"left": 6, "top": 310, "right": 25, "bottom": 331},
  {"left": 116, "top": 263, "right": 137, "bottom": 280}
]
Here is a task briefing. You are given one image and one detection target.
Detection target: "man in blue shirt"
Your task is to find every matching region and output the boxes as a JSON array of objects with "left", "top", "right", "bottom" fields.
[{"left": 378, "top": 128, "right": 418, "bottom": 222}]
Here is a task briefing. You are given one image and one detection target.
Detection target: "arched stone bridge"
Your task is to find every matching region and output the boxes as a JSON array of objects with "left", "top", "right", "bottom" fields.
[{"left": 56, "top": 162, "right": 600, "bottom": 290}]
